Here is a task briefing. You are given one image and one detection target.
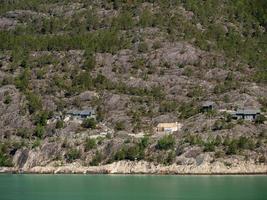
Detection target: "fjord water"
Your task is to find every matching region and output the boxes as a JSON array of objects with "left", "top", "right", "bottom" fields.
[{"left": 0, "top": 175, "right": 266, "bottom": 200}]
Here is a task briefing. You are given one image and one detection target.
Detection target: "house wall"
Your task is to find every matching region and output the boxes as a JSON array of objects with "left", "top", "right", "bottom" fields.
[
  {"left": 156, "top": 122, "right": 183, "bottom": 132},
  {"left": 236, "top": 114, "right": 256, "bottom": 121},
  {"left": 163, "top": 127, "right": 178, "bottom": 132}
]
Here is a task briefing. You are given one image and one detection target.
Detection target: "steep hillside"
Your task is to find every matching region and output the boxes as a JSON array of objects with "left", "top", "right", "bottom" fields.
[{"left": 0, "top": 0, "right": 266, "bottom": 172}]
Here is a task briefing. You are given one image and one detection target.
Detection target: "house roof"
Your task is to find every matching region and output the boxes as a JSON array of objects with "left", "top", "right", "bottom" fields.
[
  {"left": 202, "top": 101, "right": 215, "bottom": 107},
  {"left": 67, "top": 108, "right": 95, "bottom": 115},
  {"left": 80, "top": 109, "right": 94, "bottom": 115},
  {"left": 67, "top": 109, "right": 80, "bottom": 115},
  {"left": 235, "top": 109, "right": 261, "bottom": 115}
]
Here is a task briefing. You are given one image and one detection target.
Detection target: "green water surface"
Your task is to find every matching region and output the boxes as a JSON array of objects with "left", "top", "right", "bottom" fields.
[{"left": 0, "top": 174, "right": 266, "bottom": 200}]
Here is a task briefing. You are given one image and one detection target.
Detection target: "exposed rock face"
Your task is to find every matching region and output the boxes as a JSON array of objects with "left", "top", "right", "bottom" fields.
[
  {"left": 1, "top": 161, "right": 266, "bottom": 174},
  {"left": 0, "top": 17, "right": 17, "bottom": 30},
  {"left": 0, "top": 85, "right": 32, "bottom": 136},
  {"left": 13, "top": 149, "right": 29, "bottom": 168},
  {"left": 78, "top": 91, "right": 99, "bottom": 101},
  {"left": 12, "top": 142, "right": 62, "bottom": 169}
]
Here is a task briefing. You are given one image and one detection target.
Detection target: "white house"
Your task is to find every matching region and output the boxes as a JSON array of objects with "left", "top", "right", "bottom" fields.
[{"left": 156, "top": 122, "right": 182, "bottom": 133}]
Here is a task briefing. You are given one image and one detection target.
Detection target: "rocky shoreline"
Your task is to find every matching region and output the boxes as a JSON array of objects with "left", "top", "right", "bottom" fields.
[{"left": 0, "top": 161, "right": 266, "bottom": 175}]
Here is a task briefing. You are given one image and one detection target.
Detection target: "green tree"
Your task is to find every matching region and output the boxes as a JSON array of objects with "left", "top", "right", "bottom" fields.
[
  {"left": 82, "top": 118, "right": 97, "bottom": 129},
  {"left": 114, "top": 147, "right": 126, "bottom": 161},
  {"left": 139, "top": 136, "right": 149, "bottom": 149},
  {"left": 34, "top": 110, "right": 50, "bottom": 126},
  {"left": 90, "top": 151, "right": 103, "bottom": 166},
  {"left": 0, "top": 152, "right": 12, "bottom": 167},
  {"left": 255, "top": 114, "right": 266, "bottom": 124},
  {"left": 139, "top": 9, "right": 154, "bottom": 27},
  {"left": 34, "top": 124, "right": 45, "bottom": 138},
  {"left": 113, "top": 11, "right": 134, "bottom": 30},
  {"left": 204, "top": 141, "right": 215, "bottom": 152},
  {"left": 65, "top": 148, "right": 80, "bottom": 162},
  {"left": 83, "top": 50, "right": 96, "bottom": 71},
  {"left": 157, "top": 135, "right": 175, "bottom": 150},
  {"left": 226, "top": 140, "right": 238, "bottom": 155},
  {"left": 4, "top": 95, "right": 12, "bottom": 104},
  {"left": 85, "top": 138, "right": 97, "bottom": 151},
  {"left": 213, "top": 136, "right": 221, "bottom": 146},
  {"left": 115, "top": 121, "right": 125, "bottom": 131},
  {"left": 0, "top": 143, "right": 12, "bottom": 167},
  {"left": 164, "top": 151, "right": 175, "bottom": 165},
  {"left": 56, "top": 120, "right": 64, "bottom": 129},
  {"left": 26, "top": 92, "right": 42, "bottom": 114},
  {"left": 15, "top": 68, "right": 30, "bottom": 91}
]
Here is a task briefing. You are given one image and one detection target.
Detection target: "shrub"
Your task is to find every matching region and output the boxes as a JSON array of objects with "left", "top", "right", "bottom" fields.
[
  {"left": 36, "top": 69, "right": 46, "bottom": 79},
  {"left": 259, "top": 155, "right": 266, "bottom": 164},
  {"left": 238, "top": 136, "right": 255, "bottom": 150},
  {"left": 90, "top": 151, "right": 103, "bottom": 166},
  {"left": 17, "top": 128, "right": 31, "bottom": 139},
  {"left": 214, "top": 135, "right": 222, "bottom": 145},
  {"left": 204, "top": 141, "right": 215, "bottom": 152},
  {"left": 32, "top": 139, "right": 41, "bottom": 149},
  {"left": 159, "top": 101, "right": 178, "bottom": 113},
  {"left": 213, "top": 78, "right": 239, "bottom": 94},
  {"left": 139, "top": 9, "right": 154, "bottom": 27},
  {"left": 187, "top": 86, "right": 203, "bottom": 98},
  {"left": 34, "top": 124, "right": 45, "bottom": 138},
  {"left": 125, "top": 145, "right": 144, "bottom": 161},
  {"left": 85, "top": 10, "right": 99, "bottom": 31},
  {"left": 0, "top": 152, "right": 12, "bottom": 167},
  {"left": 15, "top": 68, "right": 30, "bottom": 91},
  {"left": 226, "top": 140, "right": 238, "bottom": 155},
  {"left": 152, "top": 41, "right": 162, "bottom": 49},
  {"left": 85, "top": 138, "right": 97, "bottom": 151},
  {"left": 82, "top": 118, "right": 97, "bottom": 129},
  {"left": 34, "top": 110, "right": 50, "bottom": 126},
  {"left": 72, "top": 72, "right": 93, "bottom": 91},
  {"left": 138, "top": 42, "right": 148, "bottom": 53},
  {"left": 212, "top": 119, "right": 224, "bottom": 131},
  {"left": 115, "top": 121, "right": 125, "bottom": 131},
  {"left": 93, "top": 74, "right": 111, "bottom": 90},
  {"left": 113, "top": 11, "right": 134, "bottom": 30},
  {"left": 255, "top": 114, "right": 266, "bottom": 124},
  {"left": 4, "top": 95, "right": 12, "bottom": 104},
  {"left": 83, "top": 51, "right": 96, "bottom": 71},
  {"left": 223, "top": 135, "right": 231, "bottom": 146},
  {"left": 215, "top": 150, "right": 224, "bottom": 158},
  {"left": 55, "top": 120, "right": 64, "bottom": 129},
  {"left": 139, "top": 136, "right": 149, "bottom": 149},
  {"left": 114, "top": 144, "right": 145, "bottom": 161},
  {"left": 164, "top": 151, "right": 176, "bottom": 165},
  {"left": 179, "top": 102, "right": 200, "bottom": 119},
  {"left": 157, "top": 135, "right": 175, "bottom": 150},
  {"left": 212, "top": 118, "right": 233, "bottom": 131},
  {"left": 114, "top": 147, "right": 126, "bottom": 161},
  {"left": 65, "top": 148, "right": 80, "bottom": 162},
  {"left": 182, "top": 67, "right": 193, "bottom": 76},
  {"left": 258, "top": 97, "right": 267, "bottom": 112},
  {"left": 0, "top": 143, "right": 13, "bottom": 167},
  {"left": 26, "top": 92, "right": 42, "bottom": 114},
  {"left": 184, "top": 134, "right": 203, "bottom": 146}
]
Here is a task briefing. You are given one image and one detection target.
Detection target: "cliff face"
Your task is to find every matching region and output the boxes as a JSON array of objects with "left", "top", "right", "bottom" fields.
[
  {"left": 1, "top": 160, "right": 266, "bottom": 175},
  {"left": 0, "top": 1, "right": 267, "bottom": 172},
  {"left": 3, "top": 145, "right": 265, "bottom": 174}
]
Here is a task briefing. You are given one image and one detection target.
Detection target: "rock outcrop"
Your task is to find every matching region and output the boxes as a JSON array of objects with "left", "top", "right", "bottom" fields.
[{"left": 1, "top": 161, "right": 266, "bottom": 174}]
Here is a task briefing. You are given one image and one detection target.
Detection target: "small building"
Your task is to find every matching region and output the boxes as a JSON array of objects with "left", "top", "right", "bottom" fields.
[
  {"left": 156, "top": 122, "right": 182, "bottom": 133},
  {"left": 66, "top": 108, "right": 96, "bottom": 120},
  {"left": 232, "top": 109, "right": 261, "bottom": 121},
  {"left": 202, "top": 101, "right": 215, "bottom": 112}
]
